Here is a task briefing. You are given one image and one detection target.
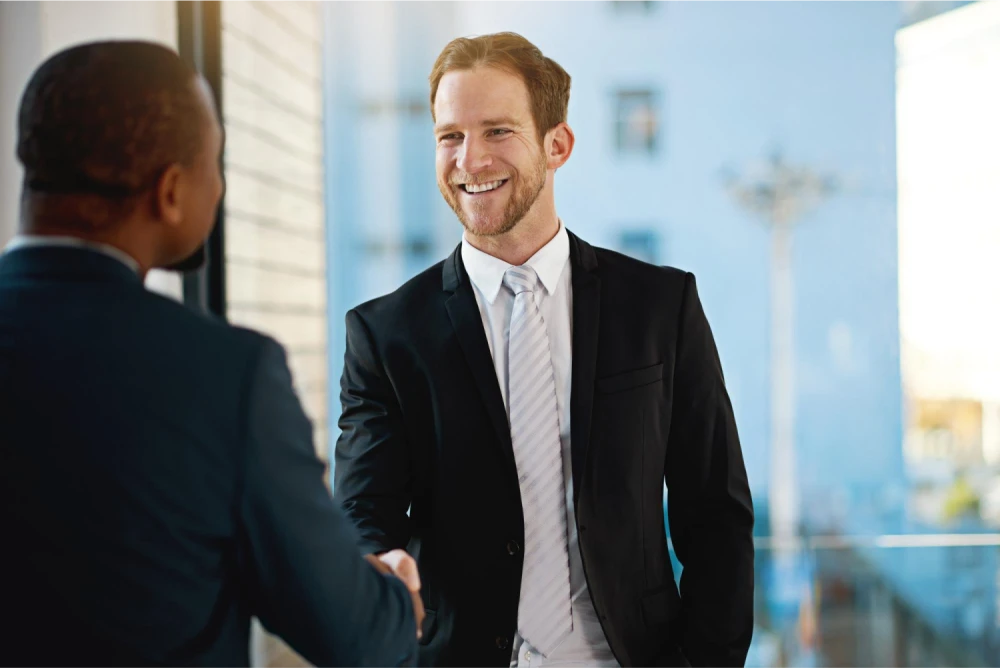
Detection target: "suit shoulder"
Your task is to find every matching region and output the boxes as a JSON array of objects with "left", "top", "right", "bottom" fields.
[
  {"left": 141, "top": 289, "right": 280, "bottom": 360},
  {"left": 591, "top": 245, "right": 691, "bottom": 290},
  {"left": 349, "top": 258, "right": 447, "bottom": 323}
]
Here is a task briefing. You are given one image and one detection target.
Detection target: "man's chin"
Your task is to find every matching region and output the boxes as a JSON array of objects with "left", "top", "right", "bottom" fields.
[{"left": 461, "top": 211, "right": 514, "bottom": 238}]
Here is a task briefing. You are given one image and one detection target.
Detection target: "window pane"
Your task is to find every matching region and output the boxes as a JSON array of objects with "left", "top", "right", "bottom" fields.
[{"left": 615, "top": 90, "right": 660, "bottom": 154}]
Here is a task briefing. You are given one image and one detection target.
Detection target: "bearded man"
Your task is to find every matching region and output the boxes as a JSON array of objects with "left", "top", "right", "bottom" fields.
[{"left": 333, "top": 31, "right": 755, "bottom": 668}]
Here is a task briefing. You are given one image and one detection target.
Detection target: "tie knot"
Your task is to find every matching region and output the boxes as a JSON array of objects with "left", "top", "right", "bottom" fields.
[{"left": 503, "top": 266, "right": 541, "bottom": 295}]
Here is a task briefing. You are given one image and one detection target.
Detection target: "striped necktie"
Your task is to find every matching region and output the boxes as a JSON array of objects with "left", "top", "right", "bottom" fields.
[{"left": 503, "top": 265, "right": 573, "bottom": 657}]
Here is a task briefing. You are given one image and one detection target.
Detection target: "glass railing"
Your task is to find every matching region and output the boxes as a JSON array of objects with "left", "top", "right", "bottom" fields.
[{"left": 674, "top": 535, "right": 1000, "bottom": 667}]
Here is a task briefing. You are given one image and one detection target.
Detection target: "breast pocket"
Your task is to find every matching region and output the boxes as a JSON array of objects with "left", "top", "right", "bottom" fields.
[
  {"left": 591, "top": 363, "right": 664, "bottom": 502},
  {"left": 596, "top": 362, "right": 664, "bottom": 394}
]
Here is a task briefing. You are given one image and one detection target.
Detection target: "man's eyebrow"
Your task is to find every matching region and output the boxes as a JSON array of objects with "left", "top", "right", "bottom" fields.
[
  {"left": 434, "top": 117, "right": 522, "bottom": 134},
  {"left": 479, "top": 117, "right": 519, "bottom": 128}
]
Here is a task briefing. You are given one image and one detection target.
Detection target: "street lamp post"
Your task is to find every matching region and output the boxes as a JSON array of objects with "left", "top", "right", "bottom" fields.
[{"left": 723, "top": 150, "right": 838, "bottom": 550}]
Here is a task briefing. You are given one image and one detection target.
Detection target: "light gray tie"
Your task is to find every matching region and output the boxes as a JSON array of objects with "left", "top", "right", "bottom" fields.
[{"left": 503, "top": 266, "right": 573, "bottom": 657}]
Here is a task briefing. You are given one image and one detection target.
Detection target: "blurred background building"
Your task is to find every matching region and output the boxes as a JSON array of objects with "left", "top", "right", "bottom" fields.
[{"left": 1, "top": 1, "right": 998, "bottom": 665}]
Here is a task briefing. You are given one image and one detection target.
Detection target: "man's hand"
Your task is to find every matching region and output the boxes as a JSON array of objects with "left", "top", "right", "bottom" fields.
[{"left": 364, "top": 550, "right": 425, "bottom": 639}]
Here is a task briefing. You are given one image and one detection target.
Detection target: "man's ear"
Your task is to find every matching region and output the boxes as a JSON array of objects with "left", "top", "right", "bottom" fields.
[
  {"left": 154, "top": 164, "right": 184, "bottom": 227},
  {"left": 545, "top": 122, "right": 575, "bottom": 170}
]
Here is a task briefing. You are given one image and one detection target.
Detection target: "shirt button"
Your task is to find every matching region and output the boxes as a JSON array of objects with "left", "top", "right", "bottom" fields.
[
  {"left": 506, "top": 539, "right": 521, "bottom": 555},
  {"left": 496, "top": 636, "right": 509, "bottom": 650},
  {"left": 525, "top": 650, "right": 532, "bottom": 661}
]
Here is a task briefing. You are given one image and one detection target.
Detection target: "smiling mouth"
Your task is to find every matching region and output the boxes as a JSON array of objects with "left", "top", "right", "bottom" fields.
[{"left": 460, "top": 179, "right": 509, "bottom": 195}]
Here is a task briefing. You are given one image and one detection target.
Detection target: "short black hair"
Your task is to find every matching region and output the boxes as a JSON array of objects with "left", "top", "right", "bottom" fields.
[{"left": 17, "top": 41, "right": 205, "bottom": 201}]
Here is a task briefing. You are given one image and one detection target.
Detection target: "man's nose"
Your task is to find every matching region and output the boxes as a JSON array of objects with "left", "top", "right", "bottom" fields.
[{"left": 456, "top": 136, "right": 493, "bottom": 174}]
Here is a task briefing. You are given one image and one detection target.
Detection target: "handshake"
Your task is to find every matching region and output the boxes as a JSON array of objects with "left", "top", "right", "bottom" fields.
[{"left": 364, "top": 550, "right": 426, "bottom": 640}]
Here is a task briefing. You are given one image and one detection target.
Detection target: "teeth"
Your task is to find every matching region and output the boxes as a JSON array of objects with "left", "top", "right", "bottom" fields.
[{"left": 464, "top": 180, "right": 504, "bottom": 194}]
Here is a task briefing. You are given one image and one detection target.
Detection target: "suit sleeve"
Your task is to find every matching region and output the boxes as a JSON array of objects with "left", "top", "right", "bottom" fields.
[
  {"left": 665, "top": 272, "right": 755, "bottom": 667},
  {"left": 239, "top": 337, "right": 417, "bottom": 667},
  {"left": 332, "top": 308, "right": 413, "bottom": 555}
]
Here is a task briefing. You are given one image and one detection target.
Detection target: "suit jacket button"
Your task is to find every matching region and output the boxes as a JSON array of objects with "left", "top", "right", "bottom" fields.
[
  {"left": 496, "top": 636, "right": 509, "bottom": 650},
  {"left": 506, "top": 539, "right": 520, "bottom": 556}
]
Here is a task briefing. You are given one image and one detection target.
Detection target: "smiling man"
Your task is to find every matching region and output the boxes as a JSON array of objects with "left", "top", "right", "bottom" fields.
[{"left": 334, "top": 32, "right": 755, "bottom": 667}]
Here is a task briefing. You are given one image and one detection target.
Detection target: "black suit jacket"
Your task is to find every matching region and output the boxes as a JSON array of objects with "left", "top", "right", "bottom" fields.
[
  {"left": 334, "top": 232, "right": 754, "bottom": 667},
  {"left": 0, "top": 245, "right": 416, "bottom": 666}
]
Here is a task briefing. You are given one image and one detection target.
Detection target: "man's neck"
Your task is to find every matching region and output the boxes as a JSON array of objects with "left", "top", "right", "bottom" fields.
[
  {"left": 20, "top": 224, "right": 149, "bottom": 277},
  {"left": 12, "top": 230, "right": 144, "bottom": 276},
  {"left": 465, "top": 215, "right": 561, "bottom": 267},
  {"left": 21, "top": 193, "right": 153, "bottom": 272}
]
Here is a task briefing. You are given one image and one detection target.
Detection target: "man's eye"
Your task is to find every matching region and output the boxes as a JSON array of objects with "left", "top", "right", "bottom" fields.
[{"left": 489, "top": 129, "right": 511, "bottom": 137}]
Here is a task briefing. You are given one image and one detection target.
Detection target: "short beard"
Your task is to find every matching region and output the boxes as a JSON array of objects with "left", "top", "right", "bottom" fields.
[
  {"left": 440, "top": 153, "right": 547, "bottom": 238},
  {"left": 164, "top": 243, "right": 206, "bottom": 273}
]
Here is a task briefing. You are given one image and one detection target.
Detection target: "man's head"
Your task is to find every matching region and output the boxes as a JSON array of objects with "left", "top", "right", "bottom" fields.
[
  {"left": 16, "top": 41, "right": 224, "bottom": 272},
  {"left": 430, "top": 33, "right": 573, "bottom": 239}
]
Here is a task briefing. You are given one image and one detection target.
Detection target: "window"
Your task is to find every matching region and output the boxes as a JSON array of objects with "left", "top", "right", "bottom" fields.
[
  {"left": 610, "top": 0, "right": 657, "bottom": 14},
  {"left": 359, "top": 98, "right": 429, "bottom": 118},
  {"left": 618, "top": 228, "right": 660, "bottom": 265},
  {"left": 614, "top": 89, "right": 660, "bottom": 155},
  {"left": 361, "top": 236, "right": 434, "bottom": 259}
]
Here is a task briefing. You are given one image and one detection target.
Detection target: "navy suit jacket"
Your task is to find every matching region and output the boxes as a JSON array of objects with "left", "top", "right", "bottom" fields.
[{"left": 0, "top": 245, "right": 416, "bottom": 666}]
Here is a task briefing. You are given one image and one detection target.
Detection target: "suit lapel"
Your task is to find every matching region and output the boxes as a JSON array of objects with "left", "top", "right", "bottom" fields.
[
  {"left": 441, "top": 247, "right": 516, "bottom": 471},
  {"left": 569, "top": 232, "right": 600, "bottom": 505}
]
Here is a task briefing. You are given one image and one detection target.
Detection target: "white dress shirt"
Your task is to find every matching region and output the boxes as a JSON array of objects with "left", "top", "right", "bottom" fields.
[
  {"left": 461, "top": 222, "right": 618, "bottom": 668},
  {"left": 4, "top": 235, "right": 140, "bottom": 274}
]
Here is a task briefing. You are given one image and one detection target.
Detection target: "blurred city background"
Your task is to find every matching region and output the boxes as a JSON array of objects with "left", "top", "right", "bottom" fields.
[{"left": 1, "top": 1, "right": 999, "bottom": 665}]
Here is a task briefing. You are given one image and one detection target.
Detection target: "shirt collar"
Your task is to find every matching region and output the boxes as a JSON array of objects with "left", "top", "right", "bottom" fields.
[
  {"left": 461, "top": 221, "right": 570, "bottom": 304},
  {"left": 4, "top": 235, "right": 141, "bottom": 274}
]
